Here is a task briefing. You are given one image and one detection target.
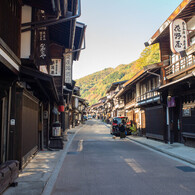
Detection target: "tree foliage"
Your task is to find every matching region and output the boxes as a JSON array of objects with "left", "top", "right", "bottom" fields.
[{"left": 76, "top": 44, "right": 160, "bottom": 105}]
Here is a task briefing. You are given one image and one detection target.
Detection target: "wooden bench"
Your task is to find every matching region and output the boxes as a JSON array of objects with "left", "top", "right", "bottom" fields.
[
  {"left": 182, "top": 132, "right": 195, "bottom": 139},
  {"left": 0, "top": 160, "right": 19, "bottom": 194}
]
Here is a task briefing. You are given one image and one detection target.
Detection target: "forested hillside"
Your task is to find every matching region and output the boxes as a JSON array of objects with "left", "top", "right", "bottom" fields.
[{"left": 76, "top": 44, "right": 160, "bottom": 105}]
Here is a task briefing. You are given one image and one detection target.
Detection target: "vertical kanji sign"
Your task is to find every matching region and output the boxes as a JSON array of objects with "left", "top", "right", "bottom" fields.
[
  {"left": 50, "top": 59, "right": 61, "bottom": 76},
  {"left": 170, "top": 19, "right": 188, "bottom": 54},
  {"left": 65, "top": 52, "right": 72, "bottom": 84},
  {"left": 37, "top": 27, "right": 50, "bottom": 72}
]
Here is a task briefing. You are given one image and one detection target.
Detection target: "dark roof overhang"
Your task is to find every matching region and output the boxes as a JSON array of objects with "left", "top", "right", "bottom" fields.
[
  {"left": 147, "top": 0, "right": 195, "bottom": 45},
  {"left": 0, "top": 38, "right": 21, "bottom": 75},
  {"left": 22, "top": 0, "right": 68, "bottom": 16},
  {"left": 106, "top": 80, "right": 128, "bottom": 93},
  {"left": 22, "top": 0, "right": 80, "bottom": 40},
  {"left": 48, "top": 0, "right": 79, "bottom": 49},
  {"left": 49, "top": 21, "right": 71, "bottom": 48},
  {"left": 158, "top": 72, "right": 195, "bottom": 91},
  {"left": 63, "top": 80, "right": 76, "bottom": 97},
  {"left": 73, "top": 22, "right": 87, "bottom": 61}
]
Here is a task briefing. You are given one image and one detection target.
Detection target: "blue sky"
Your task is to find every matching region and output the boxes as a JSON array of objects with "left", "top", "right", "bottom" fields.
[{"left": 73, "top": 0, "right": 182, "bottom": 79}]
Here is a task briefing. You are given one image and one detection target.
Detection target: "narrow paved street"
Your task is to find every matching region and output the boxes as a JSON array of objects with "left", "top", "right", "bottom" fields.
[{"left": 51, "top": 120, "right": 195, "bottom": 195}]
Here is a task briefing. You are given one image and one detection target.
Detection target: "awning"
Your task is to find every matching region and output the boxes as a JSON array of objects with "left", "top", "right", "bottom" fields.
[{"left": 20, "top": 66, "right": 59, "bottom": 103}]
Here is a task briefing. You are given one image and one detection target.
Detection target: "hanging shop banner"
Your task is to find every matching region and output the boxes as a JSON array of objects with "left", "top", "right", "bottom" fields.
[
  {"left": 170, "top": 19, "right": 188, "bottom": 54},
  {"left": 37, "top": 27, "right": 50, "bottom": 67},
  {"left": 50, "top": 59, "right": 61, "bottom": 76},
  {"left": 167, "top": 97, "right": 176, "bottom": 108},
  {"left": 64, "top": 52, "right": 72, "bottom": 84},
  {"left": 75, "top": 97, "right": 79, "bottom": 109}
]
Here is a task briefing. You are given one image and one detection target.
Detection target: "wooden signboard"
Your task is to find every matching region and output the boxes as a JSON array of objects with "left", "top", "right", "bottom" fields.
[
  {"left": 170, "top": 19, "right": 188, "bottom": 54},
  {"left": 36, "top": 27, "right": 50, "bottom": 70}
]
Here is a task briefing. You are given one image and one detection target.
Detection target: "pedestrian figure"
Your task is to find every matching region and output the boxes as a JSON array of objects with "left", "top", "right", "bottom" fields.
[{"left": 119, "top": 122, "right": 126, "bottom": 139}]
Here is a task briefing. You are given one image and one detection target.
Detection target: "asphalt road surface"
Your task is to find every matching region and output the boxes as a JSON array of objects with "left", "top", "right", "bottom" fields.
[{"left": 51, "top": 119, "right": 195, "bottom": 195}]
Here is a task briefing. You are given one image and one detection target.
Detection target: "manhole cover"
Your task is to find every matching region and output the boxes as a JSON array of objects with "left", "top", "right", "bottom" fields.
[
  {"left": 176, "top": 166, "right": 195, "bottom": 172},
  {"left": 67, "top": 151, "right": 78, "bottom": 155}
]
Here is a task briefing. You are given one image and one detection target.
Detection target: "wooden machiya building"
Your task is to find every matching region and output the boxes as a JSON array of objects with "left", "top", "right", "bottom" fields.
[
  {"left": 105, "top": 81, "right": 127, "bottom": 120},
  {"left": 146, "top": 0, "right": 195, "bottom": 145},
  {"left": 19, "top": 0, "right": 78, "bottom": 165},
  {"left": 71, "top": 87, "right": 87, "bottom": 126},
  {"left": 0, "top": 0, "right": 86, "bottom": 191},
  {"left": 0, "top": 0, "right": 21, "bottom": 168},
  {"left": 0, "top": 0, "right": 86, "bottom": 174},
  {"left": 116, "top": 64, "right": 165, "bottom": 138},
  {"left": 0, "top": 0, "right": 22, "bottom": 192}
]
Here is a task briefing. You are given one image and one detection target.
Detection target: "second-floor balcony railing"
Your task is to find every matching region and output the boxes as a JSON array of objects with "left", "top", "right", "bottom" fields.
[
  {"left": 165, "top": 54, "right": 195, "bottom": 79},
  {"left": 136, "top": 90, "right": 160, "bottom": 103},
  {"left": 125, "top": 98, "right": 136, "bottom": 109},
  {"left": 117, "top": 102, "right": 125, "bottom": 109}
]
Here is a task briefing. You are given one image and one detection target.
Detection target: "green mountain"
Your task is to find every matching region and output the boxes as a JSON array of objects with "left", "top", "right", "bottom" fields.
[{"left": 76, "top": 44, "right": 160, "bottom": 105}]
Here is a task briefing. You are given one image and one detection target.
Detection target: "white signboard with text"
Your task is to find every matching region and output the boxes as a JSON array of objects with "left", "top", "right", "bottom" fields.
[
  {"left": 75, "top": 97, "right": 79, "bottom": 109},
  {"left": 170, "top": 19, "right": 188, "bottom": 54},
  {"left": 50, "top": 59, "right": 61, "bottom": 76},
  {"left": 65, "top": 53, "right": 72, "bottom": 84}
]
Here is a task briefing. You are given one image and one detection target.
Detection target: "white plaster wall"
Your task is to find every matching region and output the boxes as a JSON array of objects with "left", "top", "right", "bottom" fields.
[{"left": 21, "top": 6, "right": 32, "bottom": 58}]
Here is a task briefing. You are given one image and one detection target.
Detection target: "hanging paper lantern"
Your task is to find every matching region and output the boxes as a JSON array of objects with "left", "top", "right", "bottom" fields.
[{"left": 58, "top": 105, "right": 65, "bottom": 112}]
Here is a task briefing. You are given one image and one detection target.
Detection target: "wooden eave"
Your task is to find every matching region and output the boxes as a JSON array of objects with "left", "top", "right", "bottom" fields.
[
  {"left": 106, "top": 80, "right": 128, "bottom": 94},
  {"left": 49, "top": 21, "right": 71, "bottom": 48},
  {"left": 20, "top": 66, "right": 59, "bottom": 103},
  {"left": 148, "top": 0, "right": 195, "bottom": 45},
  {"left": 159, "top": 72, "right": 195, "bottom": 91},
  {"left": 73, "top": 22, "right": 86, "bottom": 61},
  {"left": 0, "top": 38, "right": 21, "bottom": 75}
]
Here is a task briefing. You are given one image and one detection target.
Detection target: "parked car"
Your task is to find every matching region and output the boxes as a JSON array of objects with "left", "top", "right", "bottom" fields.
[
  {"left": 110, "top": 117, "right": 131, "bottom": 136},
  {"left": 88, "top": 114, "right": 92, "bottom": 119},
  {"left": 83, "top": 115, "right": 88, "bottom": 121}
]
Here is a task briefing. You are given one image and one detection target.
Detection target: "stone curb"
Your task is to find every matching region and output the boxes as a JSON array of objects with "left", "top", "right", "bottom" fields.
[
  {"left": 42, "top": 125, "right": 84, "bottom": 195},
  {"left": 3, "top": 125, "right": 85, "bottom": 195},
  {"left": 126, "top": 136, "right": 195, "bottom": 166}
]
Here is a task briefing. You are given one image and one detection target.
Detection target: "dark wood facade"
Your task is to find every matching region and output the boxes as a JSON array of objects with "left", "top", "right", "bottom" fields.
[
  {"left": 116, "top": 64, "right": 165, "bottom": 139},
  {"left": 15, "top": 87, "right": 39, "bottom": 169},
  {"left": 148, "top": 0, "right": 195, "bottom": 145},
  {"left": 0, "top": 1, "right": 22, "bottom": 192},
  {"left": 0, "top": 0, "right": 21, "bottom": 58},
  {"left": 0, "top": 0, "right": 21, "bottom": 167},
  {"left": 49, "top": 43, "right": 64, "bottom": 95},
  {"left": 0, "top": 0, "right": 86, "bottom": 192}
]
